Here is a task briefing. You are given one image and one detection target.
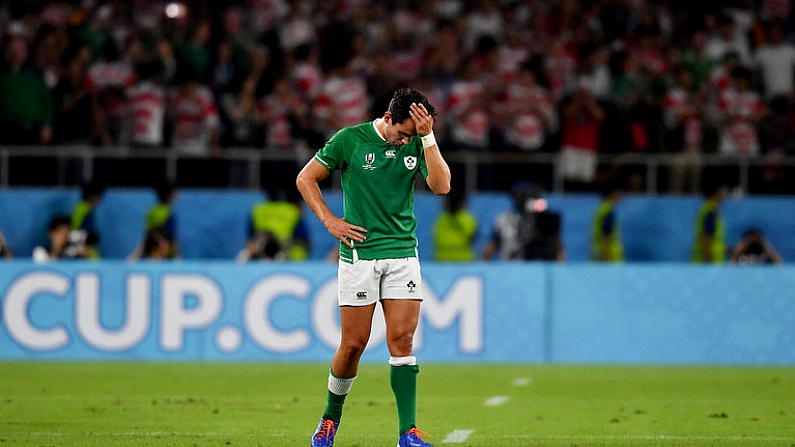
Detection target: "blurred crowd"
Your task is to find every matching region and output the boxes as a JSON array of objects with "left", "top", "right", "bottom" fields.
[{"left": 1, "top": 0, "right": 795, "bottom": 193}]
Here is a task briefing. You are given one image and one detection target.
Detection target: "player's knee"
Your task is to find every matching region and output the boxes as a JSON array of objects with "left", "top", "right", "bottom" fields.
[
  {"left": 338, "top": 338, "right": 368, "bottom": 359},
  {"left": 387, "top": 331, "right": 414, "bottom": 356}
]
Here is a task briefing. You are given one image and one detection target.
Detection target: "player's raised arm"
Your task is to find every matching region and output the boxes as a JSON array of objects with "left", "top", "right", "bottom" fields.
[
  {"left": 296, "top": 158, "right": 367, "bottom": 248},
  {"left": 410, "top": 102, "right": 451, "bottom": 195}
]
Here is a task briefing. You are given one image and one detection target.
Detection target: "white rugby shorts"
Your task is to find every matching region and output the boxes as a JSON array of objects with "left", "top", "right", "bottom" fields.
[{"left": 337, "top": 257, "right": 423, "bottom": 306}]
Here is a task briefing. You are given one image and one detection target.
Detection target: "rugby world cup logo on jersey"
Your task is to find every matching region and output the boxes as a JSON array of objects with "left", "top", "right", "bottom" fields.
[
  {"left": 403, "top": 156, "right": 417, "bottom": 170},
  {"left": 362, "top": 152, "right": 376, "bottom": 170}
]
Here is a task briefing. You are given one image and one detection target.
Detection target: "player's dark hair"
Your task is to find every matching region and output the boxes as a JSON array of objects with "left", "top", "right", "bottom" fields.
[{"left": 388, "top": 88, "right": 437, "bottom": 124}]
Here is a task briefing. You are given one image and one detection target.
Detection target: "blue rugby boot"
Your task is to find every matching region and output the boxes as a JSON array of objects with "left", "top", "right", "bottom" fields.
[
  {"left": 396, "top": 426, "right": 433, "bottom": 447},
  {"left": 310, "top": 417, "right": 339, "bottom": 447}
]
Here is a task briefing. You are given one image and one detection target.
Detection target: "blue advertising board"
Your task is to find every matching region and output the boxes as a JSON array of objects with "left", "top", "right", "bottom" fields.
[
  {"left": 0, "top": 261, "right": 546, "bottom": 362},
  {"left": 1, "top": 261, "right": 793, "bottom": 364}
]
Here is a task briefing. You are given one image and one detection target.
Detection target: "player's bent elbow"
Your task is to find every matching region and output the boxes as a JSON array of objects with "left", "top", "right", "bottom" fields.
[
  {"left": 426, "top": 172, "right": 451, "bottom": 195},
  {"left": 295, "top": 169, "right": 314, "bottom": 192},
  {"left": 436, "top": 184, "right": 452, "bottom": 195},
  {"left": 428, "top": 180, "right": 451, "bottom": 195}
]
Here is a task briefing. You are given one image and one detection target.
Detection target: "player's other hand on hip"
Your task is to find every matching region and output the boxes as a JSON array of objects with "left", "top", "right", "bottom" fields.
[{"left": 324, "top": 217, "right": 367, "bottom": 248}]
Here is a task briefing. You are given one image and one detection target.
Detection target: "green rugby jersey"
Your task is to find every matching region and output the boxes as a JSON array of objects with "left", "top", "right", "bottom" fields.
[{"left": 314, "top": 121, "right": 428, "bottom": 263}]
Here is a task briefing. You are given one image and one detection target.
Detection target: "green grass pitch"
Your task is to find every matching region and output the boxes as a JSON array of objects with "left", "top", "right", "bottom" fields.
[{"left": 1, "top": 362, "right": 794, "bottom": 446}]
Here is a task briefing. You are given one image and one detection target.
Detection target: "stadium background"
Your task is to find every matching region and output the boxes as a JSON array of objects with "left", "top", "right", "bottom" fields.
[{"left": 1, "top": 0, "right": 794, "bottom": 365}]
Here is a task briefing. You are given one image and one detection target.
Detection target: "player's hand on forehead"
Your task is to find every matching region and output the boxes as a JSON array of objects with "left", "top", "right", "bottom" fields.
[{"left": 409, "top": 102, "right": 433, "bottom": 137}]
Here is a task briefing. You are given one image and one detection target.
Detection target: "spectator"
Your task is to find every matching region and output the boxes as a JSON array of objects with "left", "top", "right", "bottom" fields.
[
  {"left": 84, "top": 39, "right": 135, "bottom": 146},
  {"left": 71, "top": 182, "right": 105, "bottom": 259},
  {"left": 753, "top": 24, "right": 795, "bottom": 101},
  {"left": 0, "top": 229, "right": 13, "bottom": 259},
  {"left": 729, "top": 228, "right": 784, "bottom": 265},
  {"left": 558, "top": 77, "right": 605, "bottom": 192},
  {"left": 52, "top": 50, "right": 92, "bottom": 145},
  {"left": 156, "top": 38, "right": 178, "bottom": 86},
  {"left": 128, "top": 182, "right": 179, "bottom": 261},
  {"left": 0, "top": 37, "right": 53, "bottom": 146},
  {"left": 313, "top": 58, "right": 368, "bottom": 138},
  {"left": 258, "top": 76, "right": 309, "bottom": 191},
  {"left": 32, "top": 215, "right": 86, "bottom": 262},
  {"left": 178, "top": 20, "right": 212, "bottom": 82},
  {"left": 682, "top": 31, "right": 715, "bottom": 89},
  {"left": 503, "top": 61, "right": 557, "bottom": 152},
  {"left": 219, "top": 75, "right": 259, "bottom": 186},
  {"left": 482, "top": 182, "right": 565, "bottom": 261},
  {"left": 544, "top": 38, "right": 578, "bottom": 101},
  {"left": 586, "top": 46, "right": 614, "bottom": 101},
  {"left": 433, "top": 191, "right": 478, "bottom": 262},
  {"left": 707, "top": 52, "right": 741, "bottom": 98},
  {"left": 210, "top": 39, "right": 243, "bottom": 95},
  {"left": 170, "top": 67, "right": 221, "bottom": 155},
  {"left": 591, "top": 179, "right": 624, "bottom": 262},
  {"left": 717, "top": 67, "right": 765, "bottom": 157},
  {"left": 219, "top": 76, "right": 259, "bottom": 148},
  {"left": 448, "top": 57, "right": 490, "bottom": 152},
  {"left": 169, "top": 67, "right": 222, "bottom": 186},
  {"left": 279, "top": 3, "right": 317, "bottom": 54},
  {"left": 691, "top": 181, "right": 728, "bottom": 264},
  {"left": 664, "top": 65, "right": 705, "bottom": 194},
  {"left": 463, "top": 0, "right": 503, "bottom": 53},
  {"left": 128, "top": 60, "right": 166, "bottom": 148},
  {"left": 423, "top": 20, "right": 461, "bottom": 82},
  {"left": 236, "top": 188, "right": 310, "bottom": 262},
  {"left": 704, "top": 13, "right": 751, "bottom": 67},
  {"left": 51, "top": 48, "right": 92, "bottom": 185},
  {"left": 290, "top": 43, "right": 324, "bottom": 102},
  {"left": 448, "top": 57, "right": 492, "bottom": 190},
  {"left": 757, "top": 97, "right": 795, "bottom": 193}
]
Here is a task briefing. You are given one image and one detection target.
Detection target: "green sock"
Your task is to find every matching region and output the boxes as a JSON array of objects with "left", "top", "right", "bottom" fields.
[
  {"left": 390, "top": 364, "right": 419, "bottom": 435},
  {"left": 323, "top": 390, "right": 347, "bottom": 422},
  {"left": 323, "top": 371, "right": 355, "bottom": 422}
]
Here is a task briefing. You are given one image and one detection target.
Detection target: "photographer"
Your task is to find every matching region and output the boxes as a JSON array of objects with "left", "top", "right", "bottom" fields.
[
  {"left": 729, "top": 228, "right": 783, "bottom": 265},
  {"left": 32, "top": 215, "right": 90, "bottom": 262},
  {"left": 482, "top": 182, "right": 565, "bottom": 262},
  {"left": 236, "top": 187, "right": 310, "bottom": 262}
]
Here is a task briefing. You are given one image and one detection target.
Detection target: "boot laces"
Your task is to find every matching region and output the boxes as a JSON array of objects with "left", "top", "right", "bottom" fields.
[
  {"left": 316, "top": 419, "right": 336, "bottom": 440},
  {"left": 407, "top": 427, "right": 431, "bottom": 440}
]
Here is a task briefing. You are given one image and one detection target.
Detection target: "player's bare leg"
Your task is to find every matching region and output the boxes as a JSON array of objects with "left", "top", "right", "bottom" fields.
[
  {"left": 382, "top": 299, "right": 433, "bottom": 447},
  {"left": 332, "top": 304, "right": 377, "bottom": 377},
  {"left": 311, "top": 304, "right": 375, "bottom": 447}
]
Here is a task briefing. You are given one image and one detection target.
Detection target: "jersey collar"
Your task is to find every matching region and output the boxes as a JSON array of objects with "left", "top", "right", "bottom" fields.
[{"left": 372, "top": 119, "right": 387, "bottom": 142}]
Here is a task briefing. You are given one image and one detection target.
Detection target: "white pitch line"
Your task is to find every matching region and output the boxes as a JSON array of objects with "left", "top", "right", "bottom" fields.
[
  {"left": 484, "top": 395, "right": 510, "bottom": 406},
  {"left": 512, "top": 377, "right": 531, "bottom": 386},
  {"left": 443, "top": 429, "right": 474, "bottom": 443}
]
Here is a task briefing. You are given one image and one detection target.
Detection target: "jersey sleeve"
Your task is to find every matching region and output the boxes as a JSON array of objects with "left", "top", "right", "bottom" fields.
[{"left": 313, "top": 129, "right": 346, "bottom": 171}]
